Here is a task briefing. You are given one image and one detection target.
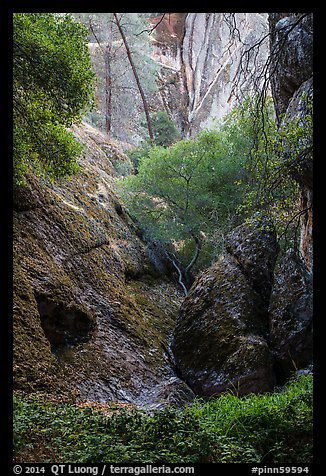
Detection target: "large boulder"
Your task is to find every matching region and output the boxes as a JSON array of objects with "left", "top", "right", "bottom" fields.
[
  {"left": 172, "top": 220, "right": 279, "bottom": 396},
  {"left": 269, "top": 250, "right": 313, "bottom": 380}
]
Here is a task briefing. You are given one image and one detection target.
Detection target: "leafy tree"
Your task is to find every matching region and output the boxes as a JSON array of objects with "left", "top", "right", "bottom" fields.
[
  {"left": 148, "top": 111, "right": 181, "bottom": 146},
  {"left": 128, "top": 112, "right": 180, "bottom": 173},
  {"left": 118, "top": 121, "right": 250, "bottom": 290},
  {"left": 126, "top": 140, "right": 153, "bottom": 173},
  {"left": 118, "top": 95, "right": 306, "bottom": 291},
  {"left": 13, "top": 13, "right": 95, "bottom": 185}
]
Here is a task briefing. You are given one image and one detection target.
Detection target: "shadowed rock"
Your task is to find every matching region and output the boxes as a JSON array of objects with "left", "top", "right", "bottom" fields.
[
  {"left": 269, "top": 250, "right": 313, "bottom": 380},
  {"left": 172, "top": 220, "right": 279, "bottom": 397}
]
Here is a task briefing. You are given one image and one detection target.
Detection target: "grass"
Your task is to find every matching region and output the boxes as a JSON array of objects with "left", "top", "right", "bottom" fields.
[{"left": 13, "top": 373, "right": 313, "bottom": 464}]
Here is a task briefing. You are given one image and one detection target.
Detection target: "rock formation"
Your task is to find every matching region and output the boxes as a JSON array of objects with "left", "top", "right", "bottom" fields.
[
  {"left": 13, "top": 12, "right": 313, "bottom": 406},
  {"left": 267, "top": 13, "right": 313, "bottom": 379},
  {"left": 269, "top": 250, "right": 313, "bottom": 380},
  {"left": 268, "top": 13, "right": 313, "bottom": 270},
  {"left": 268, "top": 13, "right": 313, "bottom": 123},
  {"left": 172, "top": 221, "right": 279, "bottom": 396},
  {"left": 172, "top": 222, "right": 313, "bottom": 396},
  {"left": 149, "top": 13, "right": 269, "bottom": 137},
  {"left": 13, "top": 122, "right": 194, "bottom": 407},
  {"left": 171, "top": 13, "right": 313, "bottom": 398}
]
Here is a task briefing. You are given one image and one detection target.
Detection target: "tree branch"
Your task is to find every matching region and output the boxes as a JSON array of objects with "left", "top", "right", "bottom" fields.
[
  {"left": 185, "top": 234, "right": 201, "bottom": 274},
  {"left": 88, "top": 20, "right": 105, "bottom": 54},
  {"left": 136, "top": 14, "right": 166, "bottom": 36},
  {"left": 164, "top": 251, "right": 188, "bottom": 295},
  {"left": 277, "top": 206, "right": 312, "bottom": 243}
]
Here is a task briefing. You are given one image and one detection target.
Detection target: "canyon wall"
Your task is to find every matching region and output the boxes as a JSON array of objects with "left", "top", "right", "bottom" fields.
[
  {"left": 171, "top": 13, "right": 313, "bottom": 396},
  {"left": 13, "top": 122, "right": 194, "bottom": 407},
  {"left": 150, "top": 13, "right": 269, "bottom": 137}
]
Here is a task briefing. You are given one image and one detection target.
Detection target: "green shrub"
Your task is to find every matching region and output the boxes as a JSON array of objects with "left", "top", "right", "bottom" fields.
[
  {"left": 113, "top": 159, "right": 135, "bottom": 177},
  {"left": 150, "top": 111, "right": 181, "bottom": 147},
  {"left": 13, "top": 13, "right": 95, "bottom": 186},
  {"left": 126, "top": 141, "right": 153, "bottom": 172},
  {"left": 13, "top": 374, "right": 312, "bottom": 463}
]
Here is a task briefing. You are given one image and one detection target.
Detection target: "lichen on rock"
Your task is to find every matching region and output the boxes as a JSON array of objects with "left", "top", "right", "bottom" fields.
[
  {"left": 268, "top": 13, "right": 313, "bottom": 123},
  {"left": 269, "top": 250, "right": 313, "bottom": 380},
  {"left": 172, "top": 220, "right": 279, "bottom": 397},
  {"left": 13, "top": 122, "right": 192, "bottom": 407},
  {"left": 268, "top": 13, "right": 313, "bottom": 272}
]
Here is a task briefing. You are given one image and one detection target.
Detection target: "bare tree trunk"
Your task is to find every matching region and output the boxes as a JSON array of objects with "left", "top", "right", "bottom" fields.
[
  {"left": 104, "top": 48, "right": 112, "bottom": 136},
  {"left": 113, "top": 13, "right": 154, "bottom": 142},
  {"left": 89, "top": 18, "right": 112, "bottom": 138},
  {"left": 164, "top": 251, "right": 188, "bottom": 296},
  {"left": 185, "top": 235, "right": 201, "bottom": 276},
  {"left": 164, "top": 234, "right": 201, "bottom": 295}
]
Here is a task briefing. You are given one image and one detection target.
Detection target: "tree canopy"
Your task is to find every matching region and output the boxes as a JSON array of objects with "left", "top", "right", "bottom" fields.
[
  {"left": 146, "top": 111, "right": 181, "bottom": 147},
  {"left": 13, "top": 13, "right": 95, "bottom": 185},
  {"left": 118, "top": 95, "right": 305, "bottom": 287},
  {"left": 118, "top": 103, "right": 256, "bottom": 280}
]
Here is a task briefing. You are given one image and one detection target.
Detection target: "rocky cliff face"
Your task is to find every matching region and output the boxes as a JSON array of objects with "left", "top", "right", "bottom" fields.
[
  {"left": 13, "top": 13, "right": 313, "bottom": 406},
  {"left": 269, "top": 250, "right": 313, "bottom": 380},
  {"left": 150, "top": 13, "right": 269, "bottom": 137},
  {"left": 268, "top": 13, "right": 313, "bottom": 123},
  {"left": 268, "top": 13, "right": 313, "bottom": 270},
  {"left": 268, "top": 14, "right": 313, "bottom": 375},
  {"left": 13, "top": 122, "right": 194, "bottom": 407}
]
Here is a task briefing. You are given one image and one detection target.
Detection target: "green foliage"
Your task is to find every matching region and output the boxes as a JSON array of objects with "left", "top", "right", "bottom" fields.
[
  {"left": 130, "top": 112, "right": 180, "bottom": 173},
  {"left": 13, "top": 374, "right": 313, "bottom": 463},
  {"left": 125, "top": 140, "right": 154, "bottom": 172},
  {"left": 113, "top": 159, "right": 135, "bottom": 177},
  {"left": 277, "top": 92, "right": 313, "bottom": 172},
  {"left": 235, "top": 94, "right": 312, "bottom": 245},
  {"left": 118, "top": 102, "right": 256, "bottom": 270},
  {"left": 143, "top": 111, "right": 181, "bottom": 146},
  {"left": 121, "top": 95, "right": 312, "bottom": 263},
  {"left": 13, "top": 13, "right": 95, "bottom": 185}
]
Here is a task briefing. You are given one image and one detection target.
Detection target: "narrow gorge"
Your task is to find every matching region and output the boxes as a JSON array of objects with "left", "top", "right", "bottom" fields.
[
  {"left": 13, "top": 120, "right": 312, "bottom": 408},
  {"left": 12, "top": 11, "right": 314, "bottom": 465}
]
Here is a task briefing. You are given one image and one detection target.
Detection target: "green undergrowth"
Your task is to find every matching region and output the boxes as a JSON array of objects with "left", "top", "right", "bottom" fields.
[{"left": 13, "top": 374, "right": 313, "bottom": 464}]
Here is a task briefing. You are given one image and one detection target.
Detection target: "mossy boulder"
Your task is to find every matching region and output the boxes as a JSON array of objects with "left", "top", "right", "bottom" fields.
[
  {"left": 269, "top": 250, "right": 313, "bottom": 380},
  {"left": 13, "top": 122, "right": 192, "bottom": 407},
  {"left": 225, "top": 220, "right": 279, "bottom": 304},
  {"left": 172, "top": 220, "right": 279, "bottom": 397}
]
